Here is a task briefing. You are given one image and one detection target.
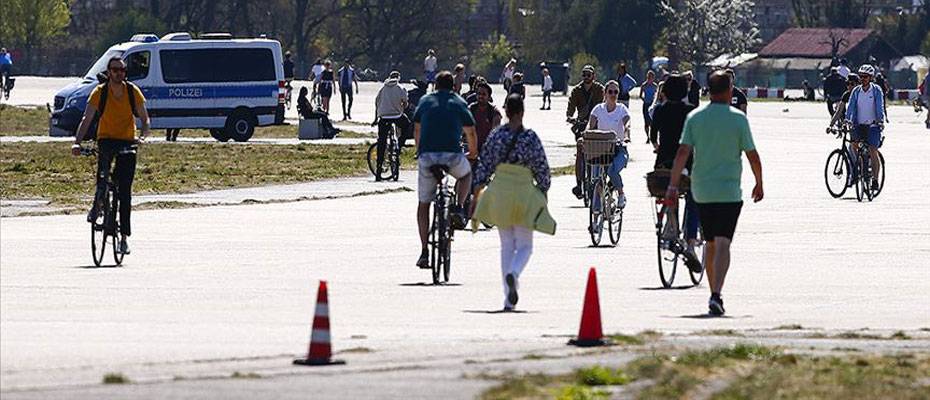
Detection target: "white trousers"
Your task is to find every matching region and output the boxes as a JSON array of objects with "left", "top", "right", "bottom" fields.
[{"left": 499, "top": 226, "right": 534, "bottom": 308}]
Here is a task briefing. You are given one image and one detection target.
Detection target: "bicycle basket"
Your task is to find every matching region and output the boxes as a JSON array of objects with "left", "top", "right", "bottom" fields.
[
  {"left": 646, "top": 169, "right": 690, "bottom": 198},
  {"left": 582, "top": 130, "right": 617, "bottom": 164}
]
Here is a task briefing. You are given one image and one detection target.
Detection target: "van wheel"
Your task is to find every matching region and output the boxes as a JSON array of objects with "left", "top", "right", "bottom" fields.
[
  {"left": 209, "top": 129, "right": 230, "bottom": 142},
  {"left": 225, "top": 109, "right": 256, "bottom": 142}
]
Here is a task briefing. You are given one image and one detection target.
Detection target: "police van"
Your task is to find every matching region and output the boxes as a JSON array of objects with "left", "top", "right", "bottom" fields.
[{"left": 49, "top": 32, "right": 286, "bottom": 142}]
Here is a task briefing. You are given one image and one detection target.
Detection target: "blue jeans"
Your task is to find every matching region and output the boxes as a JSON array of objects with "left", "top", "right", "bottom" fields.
[{"left": 591, "top": 147, "right": 629, "bottom": 211}]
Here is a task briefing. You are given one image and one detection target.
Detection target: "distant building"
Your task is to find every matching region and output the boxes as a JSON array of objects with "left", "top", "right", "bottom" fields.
[{"left": 732, "top": 28, "right": 901, "bottom": 88}]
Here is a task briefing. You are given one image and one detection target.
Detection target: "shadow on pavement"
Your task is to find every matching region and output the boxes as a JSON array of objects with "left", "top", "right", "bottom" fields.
[
  {"left": 638, "top": 285, "right": 696, "bottom": 290},
  {"left": 398, "top": 282, "right": 463, "bottom": 287},
  {"left": 462, "top": 309, "right": 536, "bottom": 314},
  {"left": 672, "top": 314, "right": 753, "bottom": 319},
  {"left": 74, "top": 264, "right": 122, "bottom": 269}
]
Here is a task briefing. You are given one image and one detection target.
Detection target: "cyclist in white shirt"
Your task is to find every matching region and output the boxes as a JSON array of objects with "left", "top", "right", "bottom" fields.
[
  {"left": 424, "top": 49, "right": 438, "bottom": 88},
  {"left": 588, "top": 80, "right": 631, "bottom": 208}
]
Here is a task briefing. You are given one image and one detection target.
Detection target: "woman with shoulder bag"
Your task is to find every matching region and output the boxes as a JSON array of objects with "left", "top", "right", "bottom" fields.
[{"left": 472, "top": 94, "right": 555, "bottom": 312}]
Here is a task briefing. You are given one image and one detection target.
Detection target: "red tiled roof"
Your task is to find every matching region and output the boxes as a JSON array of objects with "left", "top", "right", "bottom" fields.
[{"left": 759, "top": 28, "right": 875, "bottom": 57}]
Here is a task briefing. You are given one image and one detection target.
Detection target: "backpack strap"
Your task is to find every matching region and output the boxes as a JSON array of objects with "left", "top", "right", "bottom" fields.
[{"left": 126, "top": 82, "right": 139, "bottom": 118}]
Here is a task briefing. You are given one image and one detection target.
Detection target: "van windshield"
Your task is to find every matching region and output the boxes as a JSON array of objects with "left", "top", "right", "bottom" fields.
[{"left": 84, "top": 49, "right": 125, "bottom": 80}]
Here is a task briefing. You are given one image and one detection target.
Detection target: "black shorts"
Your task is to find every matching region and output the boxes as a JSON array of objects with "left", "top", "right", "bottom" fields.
[{"left": 696, "top": 201, "right": 743, "bottom": 241}]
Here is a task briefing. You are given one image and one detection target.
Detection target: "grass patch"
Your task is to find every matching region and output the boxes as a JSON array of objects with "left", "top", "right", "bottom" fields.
[
  {"left": 774, "top": 324, "right": 804, "bottom": 330},
  {"left": 713, "top": 353, "right": 930, "bottom": 400},
  {"left": 575, "top": 365, "right": 631, "bottom": 386},
  {"left": 0, "top": 105, "right": 50, "bottom": 136},
  {"left": 479, "top": 373, "right": 566, "bottom": 400},
  {"left": 890, "top": 331, "right": 912, "bottom": 340},
  {"left": 0, "top": 104, "right": 367, "bottom": 138},
  {"left": 555, "top": 385, "right": 610, "bottom": 399},
  {"left": 230, "top": 371, "right": 262, "bottom": 379},
  {"left": 102, "top": 373, "right": 129, "bottom": 384},
  {"left": 0, "top": 141, "right": 414, "bottom": 206}
]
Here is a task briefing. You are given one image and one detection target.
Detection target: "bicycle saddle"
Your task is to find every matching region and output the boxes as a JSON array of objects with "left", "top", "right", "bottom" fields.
[{"left": 429, "top": 165, "right": 450, "bottom": 180}]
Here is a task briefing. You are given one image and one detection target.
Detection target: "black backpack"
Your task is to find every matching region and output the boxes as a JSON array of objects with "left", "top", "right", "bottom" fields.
[{"left": 89, "top": 82, "right": 139, "bottom": 138}]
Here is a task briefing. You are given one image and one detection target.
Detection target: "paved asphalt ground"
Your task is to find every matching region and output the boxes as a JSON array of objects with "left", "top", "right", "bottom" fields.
[{"left": 2, "top": 77, "right": 930, "bottom": 398}]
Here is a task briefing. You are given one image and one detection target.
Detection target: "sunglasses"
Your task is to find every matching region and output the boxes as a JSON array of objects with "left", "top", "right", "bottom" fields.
[
  {"left": 858, "top": 74, "right": 871, "bottom": 79},
  {"left": 109, "top": 67, "right": 126, "bottom": 72},
  {"left": 606, "top": 90, "right": 619, "bottom": 95}
]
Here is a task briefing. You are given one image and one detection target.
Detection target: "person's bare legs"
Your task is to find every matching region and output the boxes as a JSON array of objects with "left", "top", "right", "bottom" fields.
[
  {"left": 704, "top": 240, "right": 717, "bottom": 293},
  {"left": 455, "top": 173, "right": 471, "bottom": 207},
  {"left": 869, "top": 147, "right": 881, "bottom": 185},
  {"left": 710, "top": 237, "right": 731, "bottom": 294},
  {"left": 417, "top": 202, "right": 430, "bottom": 251}
]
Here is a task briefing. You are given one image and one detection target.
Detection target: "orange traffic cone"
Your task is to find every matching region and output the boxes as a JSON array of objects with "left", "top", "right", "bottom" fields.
[
  {"left": 568, "top": 268, "right": 612, "bottom": 347},
  {"left": 294, "top": 281, "right": 346, "bottom": 366}
]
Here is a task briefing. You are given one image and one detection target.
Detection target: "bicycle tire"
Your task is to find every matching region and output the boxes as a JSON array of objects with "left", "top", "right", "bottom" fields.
[
  {"left": 872, "top": 151, "right": 885, "bottom": 198},
  {"left": 366, "top": 143, "right": 390, "bottom": 180},
  {"left": 441, "top": 198, "right": 452, "bottom": 283},
  {"left": 824, "top": 149, "right": 850, "bottom": 198},
  {"left": 110, "top": 187, "right": 125, "bottom": 266},
  {"left": 389, "top": 129, "right": 400, "bottom": 181},
  {"left": 860, "top": 150, "right": 874, "bottom": 202},
  {"left": 608, "top": 189, "right": 623, "bottom": 246},
  {"left": 430, "top": 200, "right": 442, "bottom": 285},
  {"left": 90, "top": 195, "right": 108, "bottom": 267},
  {"left": 656, "top": 205, "right": 678, "bottom": 289},
  {"left": 582, "top": 164, "right": 590, "bottom": 207},
  {"left": 588, "top": 179, "right": 604, "bottom": 246},
  {"left": 685, "top": 208, "right": 705, "bottom": 286}
]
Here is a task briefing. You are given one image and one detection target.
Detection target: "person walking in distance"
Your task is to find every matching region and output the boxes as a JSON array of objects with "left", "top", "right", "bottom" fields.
[
  {"left": 453, "top": 64, "right": 467, "bottom": 94},
  {"left": 541, "top": 68, "right": 553, "bottom": 110},
  {"left": 725, "top": 69, "right": 748, "bottom": 114},
  {"left": 337, "top": 60, "right": 359, "bottom": 120},
  {"left": 501, "top": 59, "right": 516, "bottom": 93},
  {"left": 508, "top": 72, "right": 526, "bottom": 100},
  {"left": 70, "top": 56, "right": 152, "bottom": 255},
  {"left": 424, "top": 49, "right": 438, "bottom": 89},
  {"left": 639, "top": 70, "right": 657, "bottom": 142},
  {"left": 472, "top": 94, "right": 553, "bottom": 311},
  {"left": 468, "top": 81, "right": 503, "bottom": 156},
  {"left": 666, "top": 71, "right": 764, "bottom": 316},
  {"left": 309, "top": 58, "right": 324, "bottom": 102},
  {"left": 318, "top": 60, "right": 335, "bottom": 113},
  {"left": 616, "top": 63, "right": 637, "bottom": 108}
]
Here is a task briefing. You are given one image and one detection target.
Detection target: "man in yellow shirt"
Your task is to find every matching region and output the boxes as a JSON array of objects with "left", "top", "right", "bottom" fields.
[{"left": 71, "top": 56, "right": 150, "bottom": 255}]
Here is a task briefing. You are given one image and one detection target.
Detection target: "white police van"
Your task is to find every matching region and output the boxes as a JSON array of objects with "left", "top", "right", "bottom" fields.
[{"left": 49, "top": 32, "right": 286, "bottom": 142}]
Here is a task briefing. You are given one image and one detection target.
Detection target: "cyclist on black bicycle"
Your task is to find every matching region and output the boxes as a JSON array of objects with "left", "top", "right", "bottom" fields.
[
  {"left": 566, "top": 65, "right": 604, "bottom": 199},
  {"left": 844, "top": 64, "right": 884, "bottom": 189},
  {"left": 413, "top": 71, "right": 478, "bottom": 268},
  {"left": 0, "top": 48, "right": 12, "bottom": 97},
  {"left": 70, "top": 56, "right": 150, "bottom": 255},
  {"left": 373, "top": 71, "right": 410, "bottom": 181}
]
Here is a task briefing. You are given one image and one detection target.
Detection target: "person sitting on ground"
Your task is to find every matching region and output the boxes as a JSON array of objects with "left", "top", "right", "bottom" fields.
[
  {"left": 472, "top": 93, "right": 554, "bottom": 311},
  {"left": 508, "top": 72, "right": 526, "bottom": 100}
]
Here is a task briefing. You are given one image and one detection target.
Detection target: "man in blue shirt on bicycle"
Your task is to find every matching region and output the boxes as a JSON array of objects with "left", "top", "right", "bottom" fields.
[
  {"left": 844, "top": 64, "right": 884, "bottom": 189},
  {"left": 413, "top": 70, "right": 478, "bottom": 268}
]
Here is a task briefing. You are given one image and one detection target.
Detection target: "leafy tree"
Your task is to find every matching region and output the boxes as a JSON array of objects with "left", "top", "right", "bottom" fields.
[
  {"left": 470, "top": 34, "right": 515, "bottom": 79},
  {"left": 790, "top": 0, "right": 872, "bottom": 28},
  {"left": 95, "top": 11, "right": 168, "bottom": 54},
  {"left": 661, "top": 0, "right": 760, "bottom": 68},
  {"left": 0, "top": 0, "right": 70, "bottom": 68}
]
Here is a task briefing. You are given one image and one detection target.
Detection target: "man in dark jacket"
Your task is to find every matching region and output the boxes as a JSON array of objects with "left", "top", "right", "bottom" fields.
[{"left": 823, "top": 67, "right": 846, "bottom": 116}]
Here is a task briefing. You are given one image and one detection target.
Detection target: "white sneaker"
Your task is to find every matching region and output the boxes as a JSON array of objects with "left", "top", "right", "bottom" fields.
[{"left": 618, "top": 193, "right": 627, "bottom": 209}]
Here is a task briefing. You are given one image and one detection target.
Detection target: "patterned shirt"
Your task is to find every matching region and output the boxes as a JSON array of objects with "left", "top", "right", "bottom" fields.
[{"left": 474, "top": 125, "right": 551, "bottom": 193}]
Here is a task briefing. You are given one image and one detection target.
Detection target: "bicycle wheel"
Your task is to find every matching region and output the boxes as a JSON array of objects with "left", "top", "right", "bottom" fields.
[
  {"left": 90, "top": 194, "right": 108, "bottom": 267},
  {"left": 685, "top": 208, "right": 705, "bottom": 286},
  {"left": 111, "top": 188, "right": 125, "bottom": 266},
  {"left": 430, "top": 198, "right": 442, "bottom": 285},
  {"left": 581, "top": 164, "right": 590, "bottom": 208},
  {"left": 588, "top": 178, "right": 604, "bottom": 246},
  {"left": 441, "top": 207, "right": 452, "bottom": 283},
  {"left": 608, "top": 189, "right": 623, "bottom": 246},
  {"left": 366, "top": 143, "right": 389, "bottom": 180},
  {"left": 854, "top": 153, "right": 866, "bottom": 202},
  {"left": 389, "top": 131, "right": 401, "bottom": 181},
  {"left": 824, "top": 149, "right": 850, "bottom": 198},
  {"left": 872, "top": 151, "right": 885, "bottom": 198},
  {"left": 860, "top": 152, "right": 874, "bottom": 202},
  {"left": 656, "top": 205, "right": 678, "bottom": 288}
]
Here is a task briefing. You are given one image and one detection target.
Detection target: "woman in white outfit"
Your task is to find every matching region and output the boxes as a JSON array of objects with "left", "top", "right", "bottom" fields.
[
  {"left": 588, "top": 80, "right": 631, "bottom": 209},
  {"left": 472, "top": 94, "right": 555, "bottom": 311}
]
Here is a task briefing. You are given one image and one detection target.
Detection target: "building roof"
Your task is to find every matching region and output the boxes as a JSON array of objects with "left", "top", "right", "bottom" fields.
[{"left": 759, "top": 28, "right": 875, "bottom": 58}]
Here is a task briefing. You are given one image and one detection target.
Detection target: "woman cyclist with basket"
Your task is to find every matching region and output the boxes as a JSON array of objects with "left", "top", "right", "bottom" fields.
[{"left": 587, "top": 80, "right": 631, "bottom": 209}]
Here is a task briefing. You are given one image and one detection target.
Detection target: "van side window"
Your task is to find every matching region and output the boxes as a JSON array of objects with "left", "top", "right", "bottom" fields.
[
  {"left": 126, "top": 51, "right": 150, "bottom": 81},
  {"left": 160, "top": 48, "right": 275, "bottom": 84}
]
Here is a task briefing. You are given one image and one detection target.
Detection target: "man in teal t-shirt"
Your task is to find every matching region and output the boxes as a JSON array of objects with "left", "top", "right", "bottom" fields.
[
  {"left": 412, "top": 70, "right": 478, "bottom": 268},
  {"left": 666, "top": 71, "right": 765, "bottom": 317}
]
